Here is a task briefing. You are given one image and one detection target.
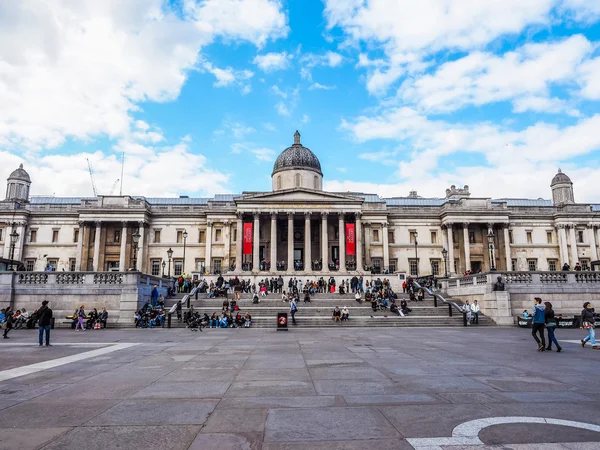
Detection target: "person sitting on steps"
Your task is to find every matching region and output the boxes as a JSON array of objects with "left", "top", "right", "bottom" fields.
[{"left": 332, "top": 306, "right": 341, "bottom": 322}]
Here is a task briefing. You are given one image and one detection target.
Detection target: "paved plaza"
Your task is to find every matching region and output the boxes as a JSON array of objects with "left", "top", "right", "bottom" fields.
[{"left": 0, "top": 326, "right": 599, "bottom": 450}]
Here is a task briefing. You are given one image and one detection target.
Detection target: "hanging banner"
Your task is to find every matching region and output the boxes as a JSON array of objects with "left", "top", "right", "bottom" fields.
[
  {"left": 346, "top": 223, "right": 355, "bottom": 255},
  {"left": 243, "top": 223, "right": 253, "bottom": 255}
]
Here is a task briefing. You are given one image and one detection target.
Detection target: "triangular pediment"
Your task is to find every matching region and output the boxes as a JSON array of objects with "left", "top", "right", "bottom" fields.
[{"left": 237, "top": 188, "right": 364, "bottom": 204}]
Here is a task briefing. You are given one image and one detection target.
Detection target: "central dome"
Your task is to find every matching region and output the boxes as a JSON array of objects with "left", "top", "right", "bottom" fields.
[{"left": 272, "top": 131, "right": 322, "bottom": 176}]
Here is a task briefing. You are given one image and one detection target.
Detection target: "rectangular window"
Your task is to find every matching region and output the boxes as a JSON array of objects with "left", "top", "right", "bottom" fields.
[
  {"left": 196, "top": 259, "right": 205, "bottom": 273},
  {"left": 388, "top": 230, "right": 395, "bottom": 244},
  {"left": 199, "top": 230, "right": 206, "bottom": 243},
  {"left": 174, "top": 260, "right": 183, "bottom": 276},
  {"left": 30, "top": 229, "right": 37, "bottom": 243},
  {"left": 511, "top": 259, "right": 517, "bottom": 271},
  {"left": 372, "top": 258, "right": 382, "bottom": 270},
  {"left": 73, "top": 229, "right": 79, "bottom": 243},
  {"left": 409, "top": 259, "right": 418, "bottom": 276},
  {"left": 213, "top": 259, "right": 222, "bottom": 273},
  {"left": 0, "top": 228, "right": 4, "bottom": 241},
  {"left": 372, "top": 229, "right": 379, "bottom": 242},
  {"left": 233, "top": 229, "right": 237, "bottom": 242},
  {"left": 52, "top": 230, "right": 59, "bottom": 243},
  {"left": 154, "top": 229, "right": 161, "bottom": 243},
  {"left": 527, "top": 259, "right": 537, "bottom": 271},
  {"left": 151, "top": 260, "right": 161, "bottom": 277},
  {"left": 177, "top": 231, "right": 183, "bottom": 243},
  {"left": 215, "top": 229, "right": 222, "bottom": 242},
  {"left": 548, "top": 260, "right": 557, "bottom": 271},
  {"left": 25, "top": 259, "right": 35, "bottom": 272},
  {"left": 526, "top": 231, "right": 532, "bottom": 244},
  {"left": 581, "top": 259, "right": 590, "bottom": 271},
  {"left": 454, "top": 259, "right": 458, "bottom": 273},
  {"left": 468, "top": 231, "right": 475, "bottom": 244},
  {"left": 409, "top": 231, "right": 417, "bottom": 244},
  {"left": 47, "top": 259, "right": 58, "bottom": 271},
  {"left": 508, "top": 230, "right": 513, "bottom": 244},
  {"left": 389, "top": 259, "right": 397, "bottom": 273},
  {"left": 69, "top": 258, "right": 76, "bottom": 272},
  {"left": 431, "top": 231, "right": 437, "bottom": 244},
  {"left": 431, "top": 260, "right": 440, "bottom": 276},
  {"left": 114, "top": 230, "right": 120, "bottom": 243},
  {"left": 578, "top": 230, "right": 584, "bottom": 243}
]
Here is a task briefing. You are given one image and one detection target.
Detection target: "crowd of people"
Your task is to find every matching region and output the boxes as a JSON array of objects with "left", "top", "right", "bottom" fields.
[{"left": 69, "top": 305, "right": 109, "bottom": 331}]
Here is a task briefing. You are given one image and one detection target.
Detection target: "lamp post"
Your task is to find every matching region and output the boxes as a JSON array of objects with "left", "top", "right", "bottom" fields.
[
  {"left": 162, "top": 261, "right": 166, "bottom": 277},
  {"left": 442, "top": 248, "right": 448, "bottom": 277},
  {"left": 9, "top": 229, "right": 19, "bottom": 271},
  {"left": 414, "top": 231, "right": 419, "bottom": 277},
  {"left": 132, "top": 229, "right": 141, "bottom": 270},
  {"left": 182, "top": 229, "right": 188, "bottom": 275},
  {"left": 487, "top": 229, "right": 496, "bottom": 272},
  {"left": 167, "top": 247, "right": 173, "bottom": 278}
]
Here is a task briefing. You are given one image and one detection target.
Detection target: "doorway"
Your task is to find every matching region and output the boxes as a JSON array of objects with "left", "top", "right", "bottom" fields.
[{"left": 471, "top": 261, "right": 482, "bottom": 273}]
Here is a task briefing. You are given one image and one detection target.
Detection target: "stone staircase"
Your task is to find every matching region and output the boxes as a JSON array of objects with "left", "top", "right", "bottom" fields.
[{"left": 163, "top": 291, "right": 495, "bottom": 328}]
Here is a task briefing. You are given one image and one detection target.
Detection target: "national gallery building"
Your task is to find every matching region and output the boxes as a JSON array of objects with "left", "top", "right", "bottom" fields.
[{"left": 1, "top": 131, "right": 599, "bottom": 278}]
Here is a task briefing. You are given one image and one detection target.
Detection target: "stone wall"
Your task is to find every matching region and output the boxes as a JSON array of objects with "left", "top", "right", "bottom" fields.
[
  {"left": 0, "top": 272, "right": 170, "bottom": 326},
  {"left": 442, "top": 271, "right": 600, "bottom": 324}
]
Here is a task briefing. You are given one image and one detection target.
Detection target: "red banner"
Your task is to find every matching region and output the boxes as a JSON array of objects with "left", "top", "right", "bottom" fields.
[
  {"left": 346, "top": 223, "right": 355, "bottom": 255},
  {"left": 243, "top": 222, "right": 253, "bottom": 255}
]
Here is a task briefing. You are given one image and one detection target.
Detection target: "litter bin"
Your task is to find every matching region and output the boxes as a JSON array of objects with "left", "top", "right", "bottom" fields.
[{"left": 277, "top": 312, "right": 288, "bottom": 331}]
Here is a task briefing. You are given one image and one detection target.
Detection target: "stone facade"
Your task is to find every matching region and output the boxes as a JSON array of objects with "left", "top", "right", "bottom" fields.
[{"left": 1, "top": 132, "right": 599, "bottom": 278}]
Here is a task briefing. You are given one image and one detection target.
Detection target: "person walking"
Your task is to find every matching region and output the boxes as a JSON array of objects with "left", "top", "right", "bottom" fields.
[
  {"left": 38, "top": 300, "right": 53, "bottom": 347},
  {"left": 75, "top": 305, "right": 86, "bottom": 331},
  {"left": 471, "top": 300, "right": 480, "bottom": 325},
  {"left": 463, "top": 300, "right": 472, "bottom": 325},
  {"left": 544, "top": 302, "right": 562, "bottom": 352},
  {"left": 580, "top": 302, "right": 599, "bottom": 350},
  {"left": 290, "top": 297, "right": 298, "bottom": 326},
  {"left": 531, "top": 297, "right": 546, "bottom": 351},
  {"left": 2, "top": 307, "right": 13, "bottom": 339}
]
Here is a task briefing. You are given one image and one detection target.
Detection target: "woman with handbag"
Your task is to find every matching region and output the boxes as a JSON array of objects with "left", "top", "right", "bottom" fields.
[
  {"left": 544, "top": 302, "right": 562, "bottom": 352},
  {"left": 580, "top": 302, "right": 599, "bottom": 350}
]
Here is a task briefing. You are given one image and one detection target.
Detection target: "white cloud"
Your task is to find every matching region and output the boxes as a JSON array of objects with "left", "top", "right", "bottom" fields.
[
  {"left": 309, "top": 83, "right": 336, "bottom": 91},
  {"left": 202, "top": 61, "right": 253, "bottom": 87},
  {"left": 231, "top": 142, "right": 276, "bottom": 161},
  {"left": 577, "top": 56, "right": 600, "bottom": 100},
  {"left": 512, "top": 96, "right": 580, "bottom": 116},
  {"left": 301, "top": 51, "right": 344, "bottom": 68},
  {"left": 276, "top": 102, "right": 291, "bottom": 116},
  {"left": 271, "top": 86, "right": 299, "bottom": 116},
  {"left": 263, "top": 122, "right": 277, "bottom": 131},
  {"left": 253, "top": 51, "right": 293, "bottom": 72},
  {"left": 241, "top": 84, "right": 252, "bottom": 95},
  {"left": 398, "top": 35, "right": 593, "bottom": 113},
  {"left": 301, "top": 114, "right": 310, "bottom": 124},
  {"left": 0, "top": 0, "right": 287, "bottom": 150}
]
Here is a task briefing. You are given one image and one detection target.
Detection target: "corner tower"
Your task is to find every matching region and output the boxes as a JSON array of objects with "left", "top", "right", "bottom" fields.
[
  {"left": 551, "top": 169, "right": 574, "bottom": 206},
  {"left": 272, "top": 131, "right": 323, "bottom": 191},
  {"left": 5, "top": 164, "right": 31, "bottom": 202}
]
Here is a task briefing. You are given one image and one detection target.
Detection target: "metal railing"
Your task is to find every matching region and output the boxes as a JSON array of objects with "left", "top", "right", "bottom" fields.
[{"left": 413, "top": 276, "right": 467, "bottom": 326}]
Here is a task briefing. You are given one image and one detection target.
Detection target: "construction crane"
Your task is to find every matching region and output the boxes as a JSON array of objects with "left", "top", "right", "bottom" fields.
[
  {"left": 109, "top": 179, "right": 120, "bottom": 195},
  {"left": 86, "top": 158, "right": 98, "bottom": 197}
]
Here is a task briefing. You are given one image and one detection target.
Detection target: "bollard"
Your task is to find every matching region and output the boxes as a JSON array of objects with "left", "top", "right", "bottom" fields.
[
  {"left": 433, "top": 295, "right": 438, "bottom": 308},
  {"left": 195, "top": 289, "right": 199, "bottom": 300},
  {"left": 463, "top": 312, "right": 468, "bottom": 327},
  {"left": 448, "top": 303, "right": 453, "bottom": 317},
  {"left": 186, "top": 296, "right": 190, "bottom": 309},
  {"left": 167, "top": 313, "right": 172, "bottom": 328}
]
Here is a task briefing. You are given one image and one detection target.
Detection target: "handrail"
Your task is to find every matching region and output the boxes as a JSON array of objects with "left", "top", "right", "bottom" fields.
[
  {"left": 180, "top": 286, "right": 198, "bottom": 308},
  {"left": 413, "top": 277, "right": 464, "bottom": 315}
]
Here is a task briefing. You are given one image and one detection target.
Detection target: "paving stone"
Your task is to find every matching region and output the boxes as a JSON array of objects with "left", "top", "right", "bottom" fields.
[
  {"left": 201, "top": 408, "right": 268, "bottom": 433},
  {"left": 168, "top": 368, "right": 239, "bottom": 382},
  {"left": 313, "top": 379, "right": 404, "bottom": 395},
  {"left": 0, "top": 399, "right": 120, "bottom": 428},
  {"left": 343, "top": 394, "right": 438, "bottom": 405},
  {"left": 393, "top": 375, "right": 496, "bottom": 393},
  {"left": 131, "top": 381, "right": 231, "bottom": 399},
  {"left": 40, "top": 425, "right": 201, "bottom": 450},
  {"left": 86, "top": 399, "right": 217, "bottom": 425},
  {"left": 0, "top": 427, "right": 71, "bottom": 450},
  {"left": 474, "top": 376, "right": 574, "bottom": 392},
  {"left": 479, "top": 423, "right": 600, "bottom": 446},
  {"left": 235, "top": 368, "right": 312, "bottom": 381},
  {"left": 216, "top": 396, "right": 340, "bottom": 409},
  {"left": 308, "top": 366, "right": 390, "bottom": 380},
  {"left": 265, "top": 407, "right": 401, "bottom": 442},
  {"left": 188, "top": 432, "right": 263, "bottom": 450},
  {"left": 243, "top": 356, "right": 306, "bottom": 369},
  {"left": 225, "top": 381, "right": 316, "bottom": 397},
  {"left": 263, "top": 439, "right": 413, "bottom": 450}
]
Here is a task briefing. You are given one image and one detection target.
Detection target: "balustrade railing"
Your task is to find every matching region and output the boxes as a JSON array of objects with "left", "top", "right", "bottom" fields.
[
  {"left": 540, "top": 272, "right": 567, "bottom": 283},
  {"left": 93, "top": 273, "right": 123, "bottom": 284},
  {"left": 56, "top": 273, "right": 85, "bottom": 284},
  {"left": 18, "top": 273, "right": 48, "bottom": 284}
]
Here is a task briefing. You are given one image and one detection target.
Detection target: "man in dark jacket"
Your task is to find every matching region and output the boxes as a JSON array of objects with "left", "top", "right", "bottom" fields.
[
  {"left": 38, "top": 300, "right": 53, "bottom": 347},
  {"left": 3, "top": 307, "right": 13, "bottom": 338}
]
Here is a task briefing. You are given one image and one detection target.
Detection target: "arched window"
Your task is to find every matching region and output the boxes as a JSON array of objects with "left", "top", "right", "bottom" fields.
[
  {"left": 295, "top": 173, "right": 301, "bottom": 187},
  {"left": 277, "top": 176, "right": 282, "bottom": 190},
  {"left": 313, "top": 176, "right": 319, "bottom": 190}
]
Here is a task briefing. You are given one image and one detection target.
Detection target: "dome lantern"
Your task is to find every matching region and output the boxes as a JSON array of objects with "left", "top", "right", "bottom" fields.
[{"left": 272, "top": 131, "right": 323, "bottom": 191}]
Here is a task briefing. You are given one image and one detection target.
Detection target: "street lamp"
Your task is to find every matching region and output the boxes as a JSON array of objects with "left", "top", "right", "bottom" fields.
[
  {"left": 442, "top": 247, "right": 448, "bottom": 277},
  {"left": 162, "top": 260, "right": 166, "bottom": 277},
  {"left": 182, "top": 229, "right": 188, "bottom": 275},
  {"left": 9, "top": 229, "right": 19, "bottom": 271},
  {"left": 414, "top": 231, "right": 419, "bottom": 277},
  {"left": 487, "top": 229, "right": 496, "bottom": 272},
  {"left": 132, "top": 229, "right": 141, "bottom": 270},
  {"left": 167, "top": 247, "right": 173, "bottom": 278}
]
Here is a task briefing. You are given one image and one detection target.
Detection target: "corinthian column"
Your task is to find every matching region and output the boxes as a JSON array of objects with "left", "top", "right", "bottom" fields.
[
  {"left": 287, "top": 212, "right": 294, "bottom": 271},
  {"left": 93, "top": 221, "right": 102, "bottom": 271},
  {"left": 321, "top": 212, "right": 329, "bottom": 273},
  {"left": 462, "top": 223, "right": 471, "bottom": 272},
  {"left": 338, "top": 214, "right": 346, "bottom": 271},
  {"left": 588, "top": 223, "right": 598, "bottom": 262},
  {"left": 503, "top": 225, "right": 511, "bottom": 271},
  {"left": 355, "top": 213, "right": 363, "bottom": 272},
  {"left": 568, "top": 224, "right": 578, "bottom": 266},
  {"left": 253, "top": 213, "right": 260, "bottom": 271},
  {"left": 270, "top": 213, "right": 277, "bottom": 273},
  {"left": 235, "top": 213, "right": 243, "bottom": 272},
  {"left": 75, "top": 222, "right": 85, "bottom": 271},
  {"left": 119, "top": 222, "right": 128, "bottom": 271},
  {"left": 304, "top": 213, "right": 311, "bottom": 271}
]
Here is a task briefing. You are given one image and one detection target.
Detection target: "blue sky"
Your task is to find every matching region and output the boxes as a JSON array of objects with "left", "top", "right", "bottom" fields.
[{"left": 1, "top": 0, "right": 600, "bottom": 202}]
